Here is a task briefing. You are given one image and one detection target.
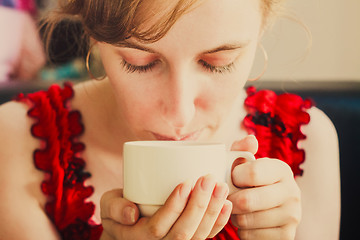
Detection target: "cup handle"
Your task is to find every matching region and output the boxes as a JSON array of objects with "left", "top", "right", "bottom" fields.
[{"left": 227, "top": 151, "right": 256, "bottom": 194}]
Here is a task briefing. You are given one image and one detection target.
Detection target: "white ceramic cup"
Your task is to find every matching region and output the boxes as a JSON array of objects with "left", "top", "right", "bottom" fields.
[{"left": 123, "top": 141, "right": 256, "bottom": 217}]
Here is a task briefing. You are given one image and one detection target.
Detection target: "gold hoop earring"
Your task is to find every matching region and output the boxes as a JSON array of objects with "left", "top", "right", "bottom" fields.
[
  {"left": 248, "top": 43, "right": 268, "bottom": 81},
  {"left": 86, "top": 44, "right": 106, "bottom": 81}
]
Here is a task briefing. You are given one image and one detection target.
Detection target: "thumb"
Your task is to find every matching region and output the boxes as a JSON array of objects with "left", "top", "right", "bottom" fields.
[
  {"left": 100, "top": 189, "right": 139, "bottom": 226},
  {"left": 231, "top": 135, "right": 258, "bottom": 155}
]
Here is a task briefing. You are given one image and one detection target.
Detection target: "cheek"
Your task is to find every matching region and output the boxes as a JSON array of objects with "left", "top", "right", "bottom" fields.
[
  {"left": 114, "top": 82, "right": 161, "bottom": 126},
  {"left": 214, "top": 71, "right": 247, "bottom": 99},
  {"left": 199, "top": 77, "right": 245, "bottom": 118}
]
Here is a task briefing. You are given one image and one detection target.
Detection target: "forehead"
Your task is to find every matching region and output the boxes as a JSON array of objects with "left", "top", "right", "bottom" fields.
[{"left": 137, "top": 0, "right": 262, "bottom": 53}]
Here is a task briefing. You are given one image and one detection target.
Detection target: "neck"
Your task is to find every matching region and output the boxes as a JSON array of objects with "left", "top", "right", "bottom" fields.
[{"left": 73, "top": 79, "right": 129, "bottom": 156}]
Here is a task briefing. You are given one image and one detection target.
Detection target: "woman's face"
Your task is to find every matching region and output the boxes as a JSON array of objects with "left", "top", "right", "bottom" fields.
[{"left": 98, "top": 0, "right": 263, "bottom": 141}]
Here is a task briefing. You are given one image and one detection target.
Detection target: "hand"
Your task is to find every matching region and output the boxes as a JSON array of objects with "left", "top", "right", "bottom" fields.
[
  {"left": 229, "top": 136, "right": 301, "bottom": 240},
  {"left": 100, "top": 175, "right": 232, "bottom": 240}
]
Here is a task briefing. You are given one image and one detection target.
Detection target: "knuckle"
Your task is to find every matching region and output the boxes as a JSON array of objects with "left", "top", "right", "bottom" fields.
[
  {"left": 148, "top": 223, "right": 166, "bottom": 239},
  {"left": 293, "top": 184, "right": 302, "bottom": 201},
  {"left": 280, "top": 225, "right": 296, "bottom": 240},
  {"left": 283, "top": 201, "right": 302, "bottom": 228},
  {"left": 288, "top": 206, "right": 302, "bottom": 226},
  {"left": 172, "top": 231, "right": 190, "bottom": 240},
  {"left": 234, "top": 214, "right": 250, "bottom": 229},
  {"left": 166, "top": 199, "right": 185, "bottom": 216},
  {"left": 288, "top": 188, "right": 302, "bottom": 223},
  {"left": 247, "top": 163, "right": 261, "bottom": 185},
  {"left": 236, "top": 189, "right": 255, "bottom": 212},
  {"left": 194, "top": 199, "right": 209, "bottom": 210},
  {"left": 237, "top": 229, "right": 250, "bottom": 240},
  {"left": 206, "top": 207, "right": 220, "bottom": 217}
]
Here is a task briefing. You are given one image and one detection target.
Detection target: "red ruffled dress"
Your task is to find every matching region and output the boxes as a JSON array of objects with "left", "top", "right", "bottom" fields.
[{"left": 16, "top": 83, "right": 312, "bottom": 240}]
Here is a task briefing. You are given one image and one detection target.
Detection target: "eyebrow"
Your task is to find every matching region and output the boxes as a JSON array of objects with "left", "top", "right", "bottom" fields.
[
  {"left": 116, "top": 41, "right": 157, "bottom": 53},
  {"left": 116, "top": 41, "right": 249, "bottom": 55},
  {"left": 203, "top": 42, "right": 250, "bottom": 54}
]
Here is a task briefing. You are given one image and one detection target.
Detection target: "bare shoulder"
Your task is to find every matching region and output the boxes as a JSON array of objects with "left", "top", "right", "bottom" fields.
[
  {"left": 0, "top": 101, "right": 60, "bottom": 239},
  {"left": 298, "top": 106, "right": 339, "bottom": 179},
  {"left": 0, "top": 101, "right": 37, "bottom": 161},
  {"left": 295, "top": 106, "right": 341, "bottom": 240},
  {"left": 298, "top": 106, "right": 339, "bottom": 187},
  {"left": 302, "top": 106, "right": 338, "bottom": 151}
]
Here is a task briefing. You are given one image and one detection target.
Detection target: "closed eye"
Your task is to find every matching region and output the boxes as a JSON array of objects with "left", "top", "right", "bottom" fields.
[
  {"left": 121, "top": 60, "right": 160, "bottom": 73},
  {"left": 199, "top": 60, "right": 235, "bottom": 74},
  {"left": 121, "top": 59, "right": 235, "bottom": 74}
]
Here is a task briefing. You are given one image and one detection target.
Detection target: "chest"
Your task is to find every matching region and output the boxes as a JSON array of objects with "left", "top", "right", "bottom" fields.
[{"left": 81, "top": 145, "right": 124, "bottom": 222}]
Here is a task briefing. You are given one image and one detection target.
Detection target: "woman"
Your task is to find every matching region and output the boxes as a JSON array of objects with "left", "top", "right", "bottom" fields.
[{"left": 0, "top": 0, "right": 340, "bottom": 239}]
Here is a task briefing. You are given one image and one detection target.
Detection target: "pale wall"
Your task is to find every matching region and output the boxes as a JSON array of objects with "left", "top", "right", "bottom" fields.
[{"left": 254, "top": 0, "right": 360, "bottom": 82}]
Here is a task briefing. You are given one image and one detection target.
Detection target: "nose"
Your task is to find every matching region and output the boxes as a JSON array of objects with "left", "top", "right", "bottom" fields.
[{"left": 160, "top": 68, "right": 198, "bottom": 129}]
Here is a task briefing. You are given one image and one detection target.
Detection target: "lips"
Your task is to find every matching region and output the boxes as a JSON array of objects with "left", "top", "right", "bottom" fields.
[{"left": 152, "top": 131, "right": 201, "bottom": 141}]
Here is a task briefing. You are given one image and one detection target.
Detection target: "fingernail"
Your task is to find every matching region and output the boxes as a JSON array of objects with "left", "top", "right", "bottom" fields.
[
  {"left": 123, "top": 206, "right": 136, "bottom": 223},
  {"left": 247, "top": 134, "right": 256, "bottom": 139},
  {"left": 221, "top": 201, "right": 232, "bottom": 215},
  {"left": 180, "top": 180, "right": 192, "bottom": 199},
  {"left": 213, "top": 183, "right": 229, "bottom": 198},
  {"left": 200, "top": 175, "right": 215, "bottom": 191}
]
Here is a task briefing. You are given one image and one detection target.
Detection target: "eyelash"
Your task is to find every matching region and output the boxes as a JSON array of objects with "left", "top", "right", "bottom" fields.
[
  {"left": 198, "top": 60, "right": 235, "bottom": 74},
  {"left": 121, "top": 60, "right": 159, "bottom": 73},
  {"left": 121, "top": 59, "right": 235, "bottom": 74}
]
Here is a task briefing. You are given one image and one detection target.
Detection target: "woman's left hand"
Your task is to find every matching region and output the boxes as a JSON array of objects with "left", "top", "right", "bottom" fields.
[{"left": 229, "top": 136, "right": 301, "bottom": 240}]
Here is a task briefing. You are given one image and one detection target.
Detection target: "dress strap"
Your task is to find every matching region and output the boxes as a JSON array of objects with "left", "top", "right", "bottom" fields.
[
  {"left": 244, "top": 86, "right": 313, "bottom": 176},
  {"left": 16, "top": 82, "right": 103, "bottom": 240}
]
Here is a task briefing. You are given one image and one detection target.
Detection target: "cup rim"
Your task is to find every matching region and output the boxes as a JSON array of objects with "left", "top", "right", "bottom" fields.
[{"left": 124, "top": 141, "right": 225, "bottom": 148}]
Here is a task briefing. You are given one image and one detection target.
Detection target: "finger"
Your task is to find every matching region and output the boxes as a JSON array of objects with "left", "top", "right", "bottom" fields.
[
  {"left": 145, "top": 180, "right": 192, "bottom": 239},
  {"left": 232, "top": 158, "right": 293, "bottom": 188},
  {"left": 192, "top": 182, "right": 229, "bottom": 239},
  {"left": 101, "top": 217, "right": 150, "bottom": 240},
  {"left": 208, "top": 200, "right": 233, "bottom": 238},
  {"left": 99, "top": 229, "right": 114, "bottom": 240},
  {"left": 228, "top": 178, "right": 300, "bottom": 214},
  {"left": 101, "top": 219, "right": 123, "bottom": 240},
  {"left": 100, "top": 189, "right": 139, "bottom": 225},
  {"left": 237, "top": 224, "right": 296, "bottom": 240},
  {"left": 231, "top": 200, "right": 301, "bottom": 229},
  {"left": 231, "top": 135, "right": 258, "bottom": 154},
  {"left": 165, "top": 175, "right": 216, "bottom": 240}
]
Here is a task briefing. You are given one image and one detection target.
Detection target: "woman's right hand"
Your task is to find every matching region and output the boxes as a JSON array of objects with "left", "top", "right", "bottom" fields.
[{"left": 100, "top": 175, "right": 232, "bottom": 240}]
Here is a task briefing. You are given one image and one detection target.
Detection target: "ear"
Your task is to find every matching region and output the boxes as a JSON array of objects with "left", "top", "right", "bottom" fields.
[{"left": 89, "top": 37, "right": 98, "bottom": 46}]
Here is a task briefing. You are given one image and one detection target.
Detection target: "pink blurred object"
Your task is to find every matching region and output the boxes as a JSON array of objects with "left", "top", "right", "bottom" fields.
[
  {"left": 0, "top": 6, "right": 45, "bottom": 82},
  {"left": 17, "top": 0, "right": 37, "bottom": 16},
  {"left": 0, "top": 7, "right": 23, "bottom": 81},
  {"left": 0, "top": 0, "right": 37, "bottom": 15}
]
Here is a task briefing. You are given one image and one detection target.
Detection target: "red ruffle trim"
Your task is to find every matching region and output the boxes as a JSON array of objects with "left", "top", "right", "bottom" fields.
[
  {"left": 244, "top": 86, "right": 313, "bottom": 176},
  {"left": 15, "top": 84, "right": 310, "bottom": 240},
  {"left": 16, "top": 83, "right": 103, "bottom": 240},
  {"left": 210, "top": 86, "right": 312, "bottom": 240}
]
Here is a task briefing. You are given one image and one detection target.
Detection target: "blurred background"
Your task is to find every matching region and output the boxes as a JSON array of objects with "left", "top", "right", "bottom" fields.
[
  {"left": 254, "top": 0, "right": 360, "bottom": 82},
  {"left": 0, "top": 0, "right": 359, "bottom": 239}
]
